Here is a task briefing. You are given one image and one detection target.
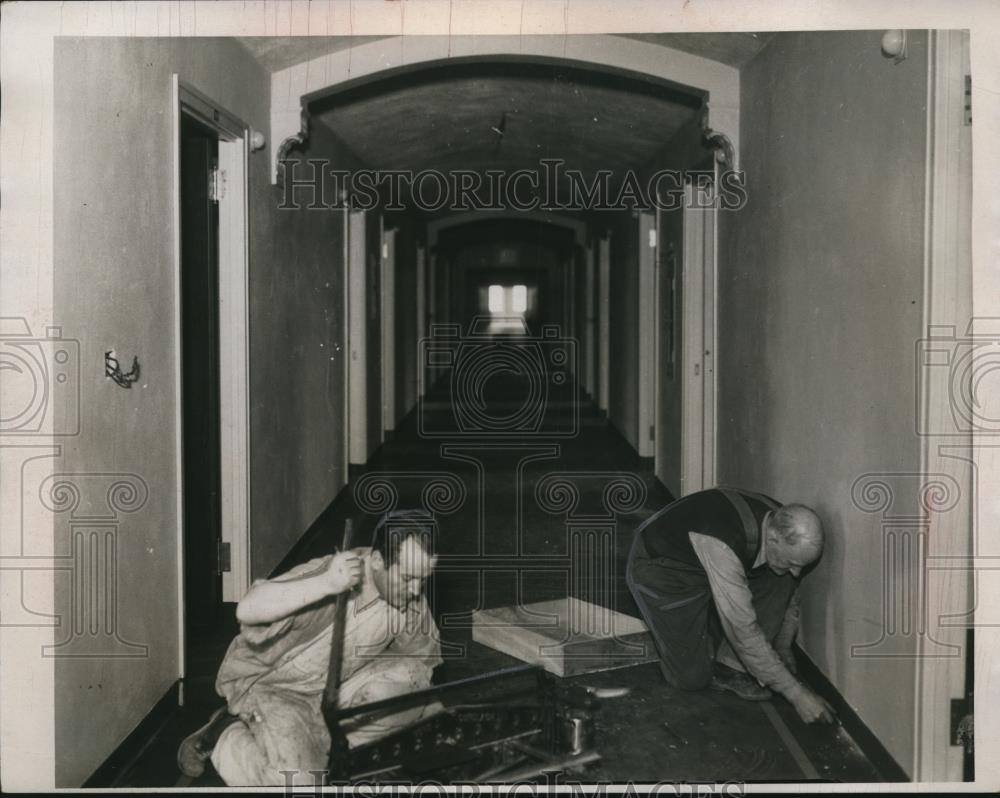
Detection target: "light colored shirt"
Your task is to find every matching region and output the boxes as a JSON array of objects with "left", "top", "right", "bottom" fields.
[
  {"left": 216, "top": 550, "right": 443, "bottom": 713},
  {"left": 689, "top": 533, "right": 800, "bottom": 696}
]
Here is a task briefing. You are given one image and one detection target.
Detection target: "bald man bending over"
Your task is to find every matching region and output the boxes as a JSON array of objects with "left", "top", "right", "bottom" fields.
[{"left": 626, "top": 487, "right": 835, "bottom": 724}]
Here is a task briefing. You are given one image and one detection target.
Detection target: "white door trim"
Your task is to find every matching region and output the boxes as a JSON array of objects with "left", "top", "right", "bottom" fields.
[
  {"left": 341, "top": 208, "right": 351, "bottom": 479},
  {"left": 680, "top": 179, "right": 718, "bottom": 495},
  {"left": 381, "top": 225, "right": 397, "bottom": 434},
  {"left": 348, "top": 211, "right": 368, "bottom": 465},
  {"left": 913, "top": 29, "right": 973, "bottom": 782},
  {"left": 638, "top": 212, "right": 658, "bottom": 458},
  {"left": 653, "top": 223, "right": 663, "bottom": 480},
  {"left": 216, "top": 134, "right": 251, "bottom": 605},
  {"left": 704, "top": 173, "right": 719, "bottom": 489},
  {"left": 171, "top": 75, "right": 184, "bottom": 682}
]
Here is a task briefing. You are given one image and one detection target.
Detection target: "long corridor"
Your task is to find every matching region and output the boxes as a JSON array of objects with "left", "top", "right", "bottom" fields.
[{"left": 114, "top": 378, "right": 882, "bottom": 786}]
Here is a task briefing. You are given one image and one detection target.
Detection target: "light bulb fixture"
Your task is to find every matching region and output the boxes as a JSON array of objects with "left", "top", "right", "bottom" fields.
[
  {"left": 881, "top": 30, "right": 908, "bottom": 63},
  {"left": 249, "top": 130, "right": 266, "bottom": 151}
]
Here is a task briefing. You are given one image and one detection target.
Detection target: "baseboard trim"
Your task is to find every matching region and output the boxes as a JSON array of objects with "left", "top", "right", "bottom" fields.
[
  {"left": 793, "top": 645, "right": 911, "bottom": 782},
  {"left": 82, "top": 680, "right": 180, "bottom": 788}
]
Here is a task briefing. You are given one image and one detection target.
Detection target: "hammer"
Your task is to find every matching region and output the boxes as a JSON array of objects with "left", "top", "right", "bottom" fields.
[{"left": 321, "top": 518, "right": 355, "bottom": 782}]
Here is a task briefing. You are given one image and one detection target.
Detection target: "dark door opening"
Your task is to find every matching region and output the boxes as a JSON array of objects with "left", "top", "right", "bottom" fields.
[{"left": 180, "top": 112, "right": 223, "bottom": 663}]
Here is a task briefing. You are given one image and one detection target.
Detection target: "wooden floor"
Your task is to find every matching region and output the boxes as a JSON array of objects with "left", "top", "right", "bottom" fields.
[{"left": 108, "top": 378, "right": 885, "bottom": 787}]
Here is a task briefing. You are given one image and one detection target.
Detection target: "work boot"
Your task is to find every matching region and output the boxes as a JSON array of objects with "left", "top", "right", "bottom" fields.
[
  {"left": 708, "top": 662, "right": 772, "bottom": 702},
  {"left": 177, "top": 706, "right": 239, "bottom": 777}
]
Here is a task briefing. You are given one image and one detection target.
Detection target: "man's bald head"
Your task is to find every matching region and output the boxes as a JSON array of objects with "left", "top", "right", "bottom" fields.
[
  {"left": 772, "top": 504, "right": 824, "bottom": 552},
  {"left": 764, "top": 504, "right": 824, "bottom": 577}
]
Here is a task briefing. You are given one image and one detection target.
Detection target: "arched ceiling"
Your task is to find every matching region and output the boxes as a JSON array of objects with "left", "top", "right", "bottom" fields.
[
  {"left": 308, "top": 59, "right": 703, "bottom": 180},
  {"left": 239, "top": 33, "right": 769, "bottom": 213}
]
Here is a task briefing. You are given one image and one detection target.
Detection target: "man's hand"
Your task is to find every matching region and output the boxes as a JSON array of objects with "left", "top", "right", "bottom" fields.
[
  {"left": 323, "top": 551, "right": 363, "bottom": 596},
  {"left": 787, "top": 683, "right": 836, "bottom": 724},
  {"left": 776, "top": 645, "right": 798, "bottom": 675}
]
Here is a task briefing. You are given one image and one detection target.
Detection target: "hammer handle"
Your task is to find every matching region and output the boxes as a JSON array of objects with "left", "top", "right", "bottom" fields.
[{"left": 322, "top": 518, "right": 354, "bottom": 713}]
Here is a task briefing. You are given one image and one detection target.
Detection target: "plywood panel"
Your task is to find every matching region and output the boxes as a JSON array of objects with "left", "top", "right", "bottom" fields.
[{"left": 472, "top": 597, "right": 657, "bottom": 678}]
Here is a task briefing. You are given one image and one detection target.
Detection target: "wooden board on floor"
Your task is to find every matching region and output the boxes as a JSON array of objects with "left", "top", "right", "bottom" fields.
[{"left": 472, "top": 597, "right": 658, "bottom": 677}]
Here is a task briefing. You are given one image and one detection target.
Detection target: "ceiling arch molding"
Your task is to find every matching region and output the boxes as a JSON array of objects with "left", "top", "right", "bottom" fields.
[{"left": 268, "top": 34, "right": 739, "bottom": 183}]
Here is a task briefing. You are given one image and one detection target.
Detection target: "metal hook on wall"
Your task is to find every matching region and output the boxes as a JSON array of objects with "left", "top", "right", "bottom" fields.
[
  {"left": 105, "top": 350, "right": 140, "bottom": 389},
  {"left": 699, "top": 106, "right": 737, "bottom": 173},
  {"left": 276, "top": 105, "right": 312, "bottom": 174}
]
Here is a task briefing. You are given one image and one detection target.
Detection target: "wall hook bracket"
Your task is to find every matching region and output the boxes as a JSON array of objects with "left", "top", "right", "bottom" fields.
[
  {"left": 275, "top": 106, "right": 312, "bottom": 175},
  {"left": 702, "top": 126, "right": 736, "bottom": 173},
  {"left": 699, "top": 106, "right": 737, "bottom": 173},
  {"left": 105, "top": 350, "right": 140, "bottom": 389}
]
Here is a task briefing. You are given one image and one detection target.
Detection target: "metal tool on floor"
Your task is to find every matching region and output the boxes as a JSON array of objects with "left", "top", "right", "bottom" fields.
[{"left": 322, "top": 664, "right": 603, "bottom": 783}]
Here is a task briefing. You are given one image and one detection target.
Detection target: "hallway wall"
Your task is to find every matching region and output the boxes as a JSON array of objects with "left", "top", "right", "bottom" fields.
[
  {"left": 251, "top": 125, "right": 354, "bottom": 576},
  {"left": 52, "top": 38, "right": 349, "bottom": 786},
  {"left": 717, "top": 30, "right": 929, "bottom": 773}
]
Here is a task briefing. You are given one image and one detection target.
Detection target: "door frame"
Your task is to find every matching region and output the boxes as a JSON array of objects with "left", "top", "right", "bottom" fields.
[
  {"left": 381, "top": 223, "right": 397, "bottom": 436},
  {"left": 638, "top": 212, "right": 658, "bottom": 458},
  {"left": 171, "top": 76, "right": 252, "bottom": 677},
  {"left": 679, "top": 172, "right": 718, "bottom": 495},
  {"left": 341, "top": 205, "right": 351, "bottom": 479},
  {"left": 348, "top": 210, "right": 368, "bottom": 465},
  {"left": 913, "top": 29, "right": 973, "bottom": 782}
]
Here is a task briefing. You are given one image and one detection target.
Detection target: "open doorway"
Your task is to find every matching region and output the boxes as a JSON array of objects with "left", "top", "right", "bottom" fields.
[
  {"left": 172, "top": 78, "right": 252, "bottom": 684},
  {"left": 179, "top": 111, "right": 223, "bottom": 647}
]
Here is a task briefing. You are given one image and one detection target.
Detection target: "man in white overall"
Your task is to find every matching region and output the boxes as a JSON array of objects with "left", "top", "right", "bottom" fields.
[{"left": 177, "top": 510, "right": 443, "bottom": 785}]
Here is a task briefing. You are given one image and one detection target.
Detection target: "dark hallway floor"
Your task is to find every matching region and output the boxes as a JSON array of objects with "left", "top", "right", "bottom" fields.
[{"left": 110, "top": 381, "right": 884, "bottom": 787}]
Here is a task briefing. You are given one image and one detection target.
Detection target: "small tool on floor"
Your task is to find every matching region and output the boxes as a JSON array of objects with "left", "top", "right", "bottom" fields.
[{"left": 585, "top": 686, "right": 631, "bottom": 700}]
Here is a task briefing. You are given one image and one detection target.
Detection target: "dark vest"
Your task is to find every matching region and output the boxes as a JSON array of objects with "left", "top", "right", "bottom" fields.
[{"left": 640, "top": 487, "right": 780, "bottom": 572}]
